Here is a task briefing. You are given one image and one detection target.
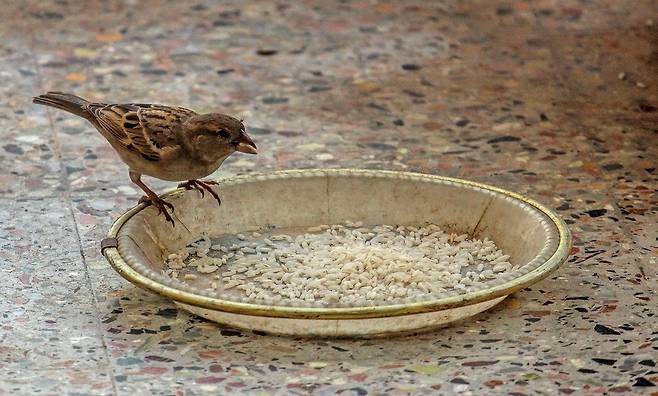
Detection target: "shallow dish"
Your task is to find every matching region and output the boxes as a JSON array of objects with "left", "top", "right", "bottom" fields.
[{"left": 102, "top": 169, "right": 571, "bottom": 337}]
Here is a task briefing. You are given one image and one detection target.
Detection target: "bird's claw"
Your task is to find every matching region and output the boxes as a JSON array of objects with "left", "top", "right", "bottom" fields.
[
  {"left": 178, "top": 181, "right": 203, "bottom": 197},
  {"left": 178, "top": 180, "right": 221, "bottom": 206},
  {"left": 139, "top": 195, "right": 176, "bottom": 226}
]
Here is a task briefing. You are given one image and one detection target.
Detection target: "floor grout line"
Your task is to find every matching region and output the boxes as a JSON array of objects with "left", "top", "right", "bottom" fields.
[{"left": 29, "top": 35, "right": 121, "bottom": 396}]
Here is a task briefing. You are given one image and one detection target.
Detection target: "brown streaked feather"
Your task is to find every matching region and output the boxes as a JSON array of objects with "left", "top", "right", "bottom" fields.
[
  {"left": 87, "top": 103, "right": 129, "bottom": 143},
  {"left": 87, "top": 103, "right": 197, "bottom": 162}
]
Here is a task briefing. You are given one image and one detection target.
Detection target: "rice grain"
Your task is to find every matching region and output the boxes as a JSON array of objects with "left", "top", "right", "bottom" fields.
[{"left": 163, "top": 223, "right": 513, "bottom": 306}]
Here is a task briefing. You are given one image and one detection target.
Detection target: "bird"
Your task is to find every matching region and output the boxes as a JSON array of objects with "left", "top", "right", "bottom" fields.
[{"left": 33, "top": 92, "right": 258, "bottom": 225}]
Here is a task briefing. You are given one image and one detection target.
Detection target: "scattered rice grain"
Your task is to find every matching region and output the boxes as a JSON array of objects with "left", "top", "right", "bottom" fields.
[{"left": 163, "top": 222, "right": 513, "bottom": 305}]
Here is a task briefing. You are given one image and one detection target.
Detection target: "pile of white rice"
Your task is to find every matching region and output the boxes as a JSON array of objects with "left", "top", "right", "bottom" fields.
[{"left": 162, "top": 222, "right": 514, "bottom": 305}]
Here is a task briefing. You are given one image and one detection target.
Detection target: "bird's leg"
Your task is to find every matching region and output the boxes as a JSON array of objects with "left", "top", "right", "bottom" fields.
[
  {"left": 178, "top": 180, "right": 221, "bottom": 206},
  {"left": 129, "top": 170, "right": 175, "bottom": 225}
]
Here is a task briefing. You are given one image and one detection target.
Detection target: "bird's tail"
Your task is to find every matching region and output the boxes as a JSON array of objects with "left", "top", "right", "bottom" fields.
[{"left": 33, "top": 91, "right": 91, "bottom": 118}]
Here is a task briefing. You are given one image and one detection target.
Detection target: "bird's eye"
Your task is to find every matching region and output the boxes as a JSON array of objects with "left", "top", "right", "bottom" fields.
[{"left": 217, "top": 128, "right": 231, "bottom": 138}]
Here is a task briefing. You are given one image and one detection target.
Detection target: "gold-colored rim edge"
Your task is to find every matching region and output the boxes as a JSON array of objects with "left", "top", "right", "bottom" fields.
[{"left": 103, "top": 169, "right": 572, "bottom": 320}]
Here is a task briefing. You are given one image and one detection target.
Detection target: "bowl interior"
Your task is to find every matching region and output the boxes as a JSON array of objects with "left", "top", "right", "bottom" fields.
[{"left": 114, "top": 170, "right": 563, "bottom": 313}]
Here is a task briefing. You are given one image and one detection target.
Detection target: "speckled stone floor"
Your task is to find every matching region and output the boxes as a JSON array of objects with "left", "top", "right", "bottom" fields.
[{"left": 1, "top": 1, "right": 656, "bottom": 395}]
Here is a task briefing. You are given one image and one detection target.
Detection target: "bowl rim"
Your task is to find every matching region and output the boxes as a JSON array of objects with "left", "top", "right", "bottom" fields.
[{"left": 103, "top": 169, "right": 572, "bottom": 320}]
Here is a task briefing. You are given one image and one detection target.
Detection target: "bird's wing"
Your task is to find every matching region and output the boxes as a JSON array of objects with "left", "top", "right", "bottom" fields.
[{"left": 87, "top": 103, "right": 196, "bottom": 161}]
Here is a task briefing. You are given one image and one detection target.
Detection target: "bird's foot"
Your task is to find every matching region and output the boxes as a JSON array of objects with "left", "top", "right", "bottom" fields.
[
  {"left": 139, "top": 195, "right": 175, "bottom": 225},
  {"left": 178, "top": 180, "right": 221, "bottom": 205}
]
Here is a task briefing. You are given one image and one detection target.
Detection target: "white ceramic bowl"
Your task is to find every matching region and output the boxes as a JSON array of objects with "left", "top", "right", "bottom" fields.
[{"left": 103, "top": 169, "right": 570, "bottom": 337}]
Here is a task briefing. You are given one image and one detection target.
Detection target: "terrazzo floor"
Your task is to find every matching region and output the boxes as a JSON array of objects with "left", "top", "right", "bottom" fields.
[{"left": 1, "top": 0, "right": 656, "bottom": 395}]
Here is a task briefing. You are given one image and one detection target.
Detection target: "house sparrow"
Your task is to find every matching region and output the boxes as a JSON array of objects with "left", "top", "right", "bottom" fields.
[{"left": 33, "top": 92, "right": 257, "bottom": 225}]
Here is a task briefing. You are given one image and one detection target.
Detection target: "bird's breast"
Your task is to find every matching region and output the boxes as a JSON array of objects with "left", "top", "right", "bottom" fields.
[{"left": 137, "top": 153, "right": 231, "bottom": 181}]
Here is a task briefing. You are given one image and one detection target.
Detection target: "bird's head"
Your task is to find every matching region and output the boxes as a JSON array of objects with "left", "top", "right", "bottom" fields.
[{"left": 184, "top": 113, "right": 258, "bottom": 161}]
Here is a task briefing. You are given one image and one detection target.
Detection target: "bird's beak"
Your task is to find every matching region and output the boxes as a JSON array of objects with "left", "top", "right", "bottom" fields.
[{"left": 233, "top": 132, "right": 258, "bottom": 154}]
